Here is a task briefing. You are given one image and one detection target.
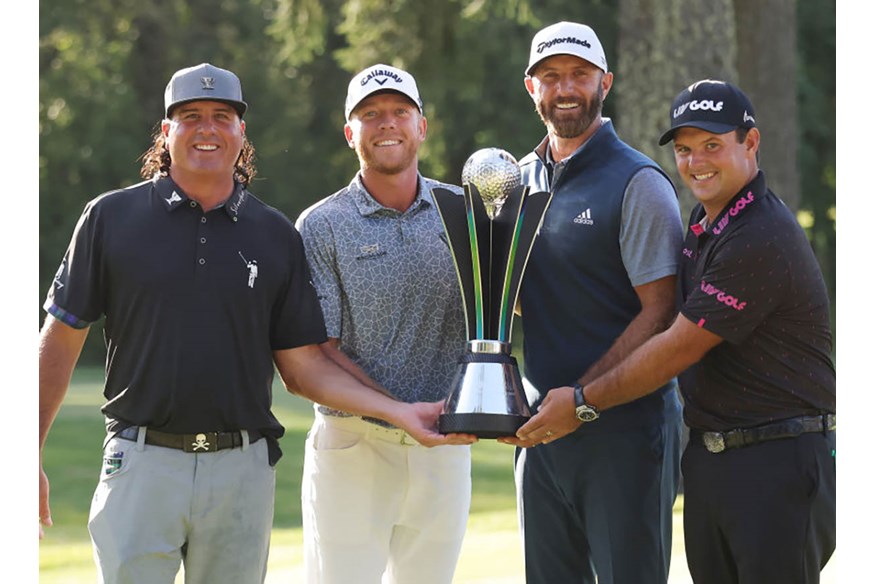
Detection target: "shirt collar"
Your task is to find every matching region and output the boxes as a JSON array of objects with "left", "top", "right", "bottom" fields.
[
  {"left": 152, "top": 175, "right": 249, "bottom": 222},
  {"left": 349, "top": 172, "right": 432, "bottom": 217}
]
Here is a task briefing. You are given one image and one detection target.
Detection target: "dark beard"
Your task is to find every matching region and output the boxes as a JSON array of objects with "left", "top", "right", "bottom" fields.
[{"left": 537, "top": 85, "right": 604, "bottom": 139}]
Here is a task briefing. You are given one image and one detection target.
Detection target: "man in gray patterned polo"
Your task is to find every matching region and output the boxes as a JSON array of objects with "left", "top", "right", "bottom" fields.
[{"left": 295, "top": 64, "right": 475, "bottom": 584}]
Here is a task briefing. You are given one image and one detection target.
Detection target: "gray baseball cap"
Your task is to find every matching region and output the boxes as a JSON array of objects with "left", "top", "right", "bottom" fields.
[{"left": 164, "top": 63, "right": 248, "bottom": 118}]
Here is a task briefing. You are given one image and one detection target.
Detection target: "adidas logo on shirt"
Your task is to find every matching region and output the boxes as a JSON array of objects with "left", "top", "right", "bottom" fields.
[{"left": 573, "top": 209, "right": 594, "bottom": 225}]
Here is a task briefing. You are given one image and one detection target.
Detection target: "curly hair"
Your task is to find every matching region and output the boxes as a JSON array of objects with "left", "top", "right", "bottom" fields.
[{"left": 139, "top": 124, "right": 257, "bottom": 187}]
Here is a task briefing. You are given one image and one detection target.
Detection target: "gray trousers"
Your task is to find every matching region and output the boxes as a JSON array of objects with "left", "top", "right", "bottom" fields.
[{"left": 88, "top": 428, "right": 275, "bottom": 584}]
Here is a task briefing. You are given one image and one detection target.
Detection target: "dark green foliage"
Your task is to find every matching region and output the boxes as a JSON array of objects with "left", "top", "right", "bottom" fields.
[
  {"left": 797, "top": 0, "right": 836, "bottom": 303},
  {"left": 39, "top": 0, "right": 835, "bottom": 364}
]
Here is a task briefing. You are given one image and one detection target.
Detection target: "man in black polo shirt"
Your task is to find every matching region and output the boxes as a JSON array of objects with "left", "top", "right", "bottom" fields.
[
  {"left": 38, "top": 63, "right": 470, "bottom": 584},
  {"left": 512, "top": 80, "right": 835, "bottom": 583}
]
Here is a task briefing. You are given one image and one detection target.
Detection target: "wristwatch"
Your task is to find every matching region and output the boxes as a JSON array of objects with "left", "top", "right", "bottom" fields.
[{"left": 573, "top": 383, "right": 600, "bottom": 422}]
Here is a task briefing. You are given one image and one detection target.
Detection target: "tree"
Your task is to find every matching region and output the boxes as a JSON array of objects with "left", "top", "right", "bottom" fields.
[
  {"left": 616, "top": 0, "right": 737, "bottom": 217},
  {"left": 38, "top": 0, "right": 836, "bottom": 364},
  {"left": 735, "top": 0, "right": 800, "bottom": 211}
]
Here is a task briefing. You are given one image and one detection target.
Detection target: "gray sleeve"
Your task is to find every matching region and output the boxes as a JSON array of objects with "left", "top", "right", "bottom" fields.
[
  {"left": 295, "top": 207, "right": 343, "bottom": 338},
  {"left": 619, "top": 167, "right": 684, "bottom": 287}
]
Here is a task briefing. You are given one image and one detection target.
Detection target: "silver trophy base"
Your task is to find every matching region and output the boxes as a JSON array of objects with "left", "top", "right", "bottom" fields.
[{"left": 438, "top": 340, "right": 532, "bottom": 439}]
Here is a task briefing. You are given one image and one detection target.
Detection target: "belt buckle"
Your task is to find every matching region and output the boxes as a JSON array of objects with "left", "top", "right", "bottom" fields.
[
  {"left": 702, "top": 431, "right": 726, "bottom": 453},
  {"left": 825, "top": 413, "right": 836, "bottom": 432},
  {"left": 184, "top": 432, "right": 219, "bottom": 453}
]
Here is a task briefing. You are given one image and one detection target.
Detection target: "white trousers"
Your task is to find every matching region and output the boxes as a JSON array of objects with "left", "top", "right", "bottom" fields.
[
  {"left": 88, "top": 428, "right": 275, "bottom": 584},
  {"left": 302, "top": 413, "right": 472, "bottom": 584}
]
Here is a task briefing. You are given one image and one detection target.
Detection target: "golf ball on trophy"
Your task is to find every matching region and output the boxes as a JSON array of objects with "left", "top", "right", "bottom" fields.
[{"left": 461, "top": 148, "right": 521, "bottom": 219}]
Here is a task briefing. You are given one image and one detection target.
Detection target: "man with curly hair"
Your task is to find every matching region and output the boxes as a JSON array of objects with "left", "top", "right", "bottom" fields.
[{"left": 39, "top": 63, "right": 471, "bottom": 584}]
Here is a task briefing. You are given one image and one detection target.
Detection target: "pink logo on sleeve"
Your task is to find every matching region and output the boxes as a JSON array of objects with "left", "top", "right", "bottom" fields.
[{"left": 700, "top": 280, "right": 747, "bottom": 311}]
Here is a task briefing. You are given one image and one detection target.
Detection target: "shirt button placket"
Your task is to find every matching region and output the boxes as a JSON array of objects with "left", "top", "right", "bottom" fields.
[{"left": 197, "top": 210, "right": 208, "bottom": 270}]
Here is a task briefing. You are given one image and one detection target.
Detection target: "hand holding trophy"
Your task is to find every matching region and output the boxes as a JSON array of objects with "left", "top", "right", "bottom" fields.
[{"left": 431, "top": 148, "right": 552, "bottom": 438}]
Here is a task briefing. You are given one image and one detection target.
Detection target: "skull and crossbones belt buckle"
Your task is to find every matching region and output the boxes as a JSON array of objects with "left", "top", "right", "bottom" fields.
[{"left": 184, "top": 432, "right": 220, "bottom": 452}]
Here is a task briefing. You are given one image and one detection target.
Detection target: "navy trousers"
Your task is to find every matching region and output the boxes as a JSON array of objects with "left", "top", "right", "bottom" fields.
[
  {"left": 515, "top": 388, "right": 683, "bottom": 584},
  {"left": 682, "top": 430, "right": 836, "bottom": 584}
]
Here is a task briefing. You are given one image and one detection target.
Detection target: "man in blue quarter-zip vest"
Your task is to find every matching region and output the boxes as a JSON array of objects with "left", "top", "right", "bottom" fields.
[{"left": 499, "top": 21, "right": 685, "bottom": 584}]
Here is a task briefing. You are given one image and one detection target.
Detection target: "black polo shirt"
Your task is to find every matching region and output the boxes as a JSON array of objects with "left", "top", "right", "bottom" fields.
[
  {"left": 677, "top": 171, "right": 835, "bottom": 431},
  {"left": 44, "top": 176, "right": 327, "bottom": 461}
]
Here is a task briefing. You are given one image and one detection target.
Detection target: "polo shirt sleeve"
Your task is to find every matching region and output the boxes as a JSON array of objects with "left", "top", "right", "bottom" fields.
[
  {"left": 619, "top": 167, "right": 684, "bottom": 287},
  {"left": 681, "top": 228, "right": 788, "bottom": 344},
  {"left": 270, "top": 226, "right": 328, "bottom": 349},
  {"left": 296, "top": 209, "right": 343, "bottom": 338},
  {"left": 43, "top": 199, "right": 106, "bottom": 329}
]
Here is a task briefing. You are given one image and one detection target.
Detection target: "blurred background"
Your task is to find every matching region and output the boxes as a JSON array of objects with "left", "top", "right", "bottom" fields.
[
  {"left": 35, "top": 2, "right": 839, "bottom": 580},
  {"left": 39, "top": 0, "right": 835, "bottom": 362}
]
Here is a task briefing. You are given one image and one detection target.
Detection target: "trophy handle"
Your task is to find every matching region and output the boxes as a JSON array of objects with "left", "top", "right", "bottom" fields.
[
  {"left": 463, "top": 184, "right": 492, "bottom": 339},
  {"left": 432, "top": 187, "right": 479, "bottom": 340}
]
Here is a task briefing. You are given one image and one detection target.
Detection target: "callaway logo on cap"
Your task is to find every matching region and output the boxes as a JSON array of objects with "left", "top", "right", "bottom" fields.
[
  {"left": 344, "top": 64, "right": 423, "bottom": 120},
  {"left": 526, "top": 21, "right": 608, "bottom": 75},
  {"left": 164, "top": 63, "right": 247, "bottom": 118},
  {"left": 659, "top": 79, "right": 756, "bottom": 145}
]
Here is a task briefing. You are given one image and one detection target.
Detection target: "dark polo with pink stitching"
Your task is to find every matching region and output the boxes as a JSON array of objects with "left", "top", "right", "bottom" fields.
[{"left": 678, "top": 171, "right": 835, "bottom": 431}]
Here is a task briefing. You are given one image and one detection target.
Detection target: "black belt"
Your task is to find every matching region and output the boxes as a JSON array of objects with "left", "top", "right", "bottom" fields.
[
  {"left": 116, "top": 427, "right": 262, "bottom": 453},
  {"left": 692, "top": 414, "right": 836, "bottom": 454}
]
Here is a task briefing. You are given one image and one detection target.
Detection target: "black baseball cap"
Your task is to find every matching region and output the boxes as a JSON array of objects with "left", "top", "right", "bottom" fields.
[
  {"left": 658, "top": 80, "right": 755, "bottom": 145},
  {"left": 164, "top": 63, "right": 248, "bottom": 119}
]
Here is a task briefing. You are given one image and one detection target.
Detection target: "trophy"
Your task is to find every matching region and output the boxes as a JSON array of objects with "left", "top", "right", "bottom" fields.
[{"left": 432, "top": 148, "right": 552, "bottom": 438}]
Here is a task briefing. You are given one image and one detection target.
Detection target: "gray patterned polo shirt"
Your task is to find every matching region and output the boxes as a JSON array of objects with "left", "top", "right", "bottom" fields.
[{"left": 296, "top": 173, "right": 466, "bottom": 409}]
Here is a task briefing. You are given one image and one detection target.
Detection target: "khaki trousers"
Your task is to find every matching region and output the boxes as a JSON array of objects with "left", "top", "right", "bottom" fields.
[{"left": 302, "top": 413, "right": 471, "bottom": 584}]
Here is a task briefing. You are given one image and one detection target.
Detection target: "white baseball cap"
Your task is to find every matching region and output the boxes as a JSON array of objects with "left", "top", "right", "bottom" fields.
[
  {"left": 526, "top": 21, "right": 608, "bottom": 76},
  {"left": 344, "top": 64, "right": 423, "bottom": 120}
]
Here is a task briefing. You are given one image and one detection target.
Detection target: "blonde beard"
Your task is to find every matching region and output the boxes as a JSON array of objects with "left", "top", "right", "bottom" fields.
[{"left": 356, "top": 142, "right": 418, "bottom": 176}]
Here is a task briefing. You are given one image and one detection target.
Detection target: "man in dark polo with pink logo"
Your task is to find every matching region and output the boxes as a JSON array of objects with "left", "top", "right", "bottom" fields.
[{"left": 512, "top": 80, "right": 835, "bottom": 583}]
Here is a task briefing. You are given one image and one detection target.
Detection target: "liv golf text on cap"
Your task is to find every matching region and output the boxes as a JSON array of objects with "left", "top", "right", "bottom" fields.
[
  {"left": 526, "top": 21, "right": 608, "bottom": 75},
  {"left": 659, "top": 79, "right": 756, "bottom": 145},
  {"left": 164, "top": 63, "right": 248, "bottom": 118},
  {"left": 344, "top": 64, "right": 423, "bottom": 120}
]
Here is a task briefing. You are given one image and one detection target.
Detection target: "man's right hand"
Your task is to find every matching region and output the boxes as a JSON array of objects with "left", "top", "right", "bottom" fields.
[
  {"left": 397, "top": 401, "right": 479, "bottom": 447},
  {"left": 39, "top": 465, "right": 52, "bottom": 539}
]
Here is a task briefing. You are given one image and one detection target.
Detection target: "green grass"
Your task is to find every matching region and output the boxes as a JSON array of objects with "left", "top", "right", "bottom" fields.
[{"left": 40, "top": 367, "right": 835, "bottom": 584}]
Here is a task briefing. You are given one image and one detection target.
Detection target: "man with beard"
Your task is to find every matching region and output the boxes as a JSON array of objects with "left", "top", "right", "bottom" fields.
[
  {"left": 295, "top": 64, "right": 475, "bottom": 584},
  {"left": 498, "top": 22, "right": 685, "bottom": 584}
]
